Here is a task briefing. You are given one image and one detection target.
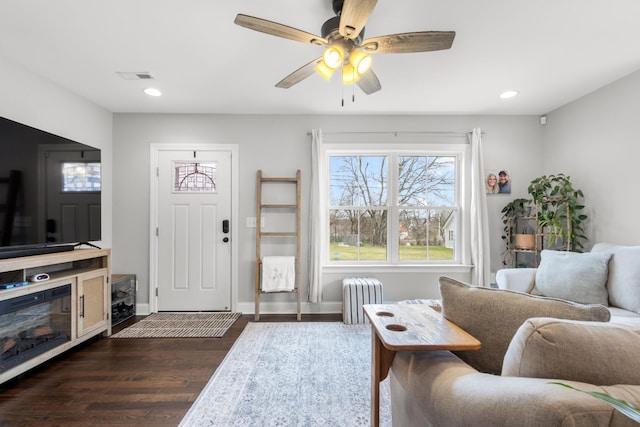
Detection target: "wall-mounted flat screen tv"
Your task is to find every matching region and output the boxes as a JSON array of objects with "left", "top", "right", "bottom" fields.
[{"left": 0, "top": 116, "right": 101, "bottom": 259}]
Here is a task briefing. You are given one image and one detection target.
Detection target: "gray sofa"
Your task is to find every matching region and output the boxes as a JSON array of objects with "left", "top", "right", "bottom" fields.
[
  {"left": 389, "top": 244, "right": 640, "bottom": 426},
  {"left": 496, "top": 243, "right": 640, "bottom": 326}
]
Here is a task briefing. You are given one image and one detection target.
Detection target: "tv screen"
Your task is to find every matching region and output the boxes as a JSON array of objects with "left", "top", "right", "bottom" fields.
[{"left": 0, "top": 116, "right": 101, "bottom": 258}]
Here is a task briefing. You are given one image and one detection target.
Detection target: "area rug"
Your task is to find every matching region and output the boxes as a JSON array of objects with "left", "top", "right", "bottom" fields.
[
  {"left": 179, "top": 322, "right": 391, "bottom": 426},
  {"left": 110, "top": 312, "right": 241, "bottom": 338}
]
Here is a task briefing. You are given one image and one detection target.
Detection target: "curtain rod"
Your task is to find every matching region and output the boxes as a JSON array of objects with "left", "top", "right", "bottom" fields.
[{"left": 306, "top": 130, "right": 483, "bottom": 136}]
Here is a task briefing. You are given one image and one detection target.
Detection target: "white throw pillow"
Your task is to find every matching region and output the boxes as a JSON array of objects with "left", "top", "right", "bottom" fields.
[
  {"left": 592, "top": 243, "right": 640, "bottom": 313},
  {"left": 535, "top": 250, "right": 611, "bottom": 305}
]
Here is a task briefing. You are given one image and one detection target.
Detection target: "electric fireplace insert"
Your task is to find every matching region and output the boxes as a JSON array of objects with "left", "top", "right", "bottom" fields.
[{"left": 0, "top": 284, "right": 72, "bottom": 373}]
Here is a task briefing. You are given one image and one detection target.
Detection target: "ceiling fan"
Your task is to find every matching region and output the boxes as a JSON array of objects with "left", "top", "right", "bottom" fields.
[{"left": 234, "top": 0, "right": 455, "bottom": 95}]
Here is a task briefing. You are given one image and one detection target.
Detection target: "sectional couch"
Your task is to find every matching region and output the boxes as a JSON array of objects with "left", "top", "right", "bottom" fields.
[{"left": 389, "top": 244, "right": 640, "bottom": 426}]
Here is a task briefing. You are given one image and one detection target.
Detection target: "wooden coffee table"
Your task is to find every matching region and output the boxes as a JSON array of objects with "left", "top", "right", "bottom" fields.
[{"left": 363, "top": 303, "right": 481, "bottom": 427}]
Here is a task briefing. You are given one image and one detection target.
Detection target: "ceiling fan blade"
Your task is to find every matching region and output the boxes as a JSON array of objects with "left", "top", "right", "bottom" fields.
[
  {"left": 234, "top": 14, "right": 327, "bottom": 46},
  {"left": 339, "top": 0, "right": 378, "bottom": 40},
  {"left": 275, "top": 57, "right": 323, "bottom": 89},
  {"left": 361, "top": 31, "right": 456, "bottom": 54},
  {"left": 356, "top": 68, "right": 381, "bottom": 95}
]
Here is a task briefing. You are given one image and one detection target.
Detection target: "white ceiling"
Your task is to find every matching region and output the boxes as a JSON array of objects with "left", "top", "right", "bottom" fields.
[{"left": 1, "top": 0, "right": 639, "bottom": 116}]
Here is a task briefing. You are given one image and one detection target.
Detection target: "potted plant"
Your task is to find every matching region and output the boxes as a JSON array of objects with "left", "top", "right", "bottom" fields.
[
  {"left": 528, "top": 174, "right": 588, "bottom": 251},
  {"left": 501, "top": 198, "right": 536, "bottom": 265}
]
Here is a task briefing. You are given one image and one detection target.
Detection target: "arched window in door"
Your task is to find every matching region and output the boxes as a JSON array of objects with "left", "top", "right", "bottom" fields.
[{"left": 172, "top": 162, "right": 217, "bottom": 192}]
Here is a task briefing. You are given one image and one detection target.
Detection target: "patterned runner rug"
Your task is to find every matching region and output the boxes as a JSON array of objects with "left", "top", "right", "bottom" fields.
[
  {"left": 110, "top": 312, "right": 241, "bottom": 338},
  {"left": 179, "top": 322, "right": 392, "bottom": 426}
]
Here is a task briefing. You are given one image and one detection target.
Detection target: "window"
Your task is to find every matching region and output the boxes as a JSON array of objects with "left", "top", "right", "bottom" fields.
[
  {"left": 61, "top": 162, "right": 101, "bottom": 192},
  {"left": 172, "top": 161, "right": 217, "bottom": 192},
  {"left": 326, "top": 146, "right": 461, "bottom": 265},
  {"left": 329, "top": 156, "right": 388, "bottom": 261}
]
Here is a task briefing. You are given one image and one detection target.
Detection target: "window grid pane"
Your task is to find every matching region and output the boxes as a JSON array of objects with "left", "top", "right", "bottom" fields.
[
  {"left": 329, "top": 208, "right": 388, "bottom": 261},
  {"left": 399, "top": 209, "right": 455, "bottom": 261},
  {"left": 330, "top": 156, "right": 387, "bottom": 206},
  {"left": 329, "top": 155, "right": 388, "bottom": 262},
  {"left": 399, "top": 156, "right": 456, "bottom": 207}
]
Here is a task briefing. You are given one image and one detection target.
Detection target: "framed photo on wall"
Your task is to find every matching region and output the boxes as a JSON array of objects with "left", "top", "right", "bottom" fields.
[{"left": 485, "top": 169, "right": 511, "bottom": 194}]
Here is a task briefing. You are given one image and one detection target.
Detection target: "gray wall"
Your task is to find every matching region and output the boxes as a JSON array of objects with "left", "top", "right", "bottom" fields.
[
  {"left": 113, "top": 114, "right": 543, "bottom": 313},
  {"left": 0, "top": 56, "right": 113, "bottom": 248},
  {"left": 5, "top": 49, "right": 637, "bottom": 315},
  {"left": 543, "top": 70, "right": 640, "bottom": 247}
]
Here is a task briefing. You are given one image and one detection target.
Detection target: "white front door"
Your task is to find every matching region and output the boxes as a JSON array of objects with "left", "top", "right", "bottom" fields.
[{"left": 155, "top": 148, "right": 232, "bottom": 311}]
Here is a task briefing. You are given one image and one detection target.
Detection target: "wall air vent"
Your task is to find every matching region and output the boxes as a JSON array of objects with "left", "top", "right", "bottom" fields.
[{"left": 116, "top": 72, "right": 155, "bottom": 80}]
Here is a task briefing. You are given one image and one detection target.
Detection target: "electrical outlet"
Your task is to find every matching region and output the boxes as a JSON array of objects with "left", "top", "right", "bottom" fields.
[{"left": 246, "top": 217, "right": 265, "bottom": 228}]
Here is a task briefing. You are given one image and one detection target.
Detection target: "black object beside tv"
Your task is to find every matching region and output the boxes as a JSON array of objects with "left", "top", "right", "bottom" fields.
[{"left": 0, "top": 116, "right": 101, "bottom": 259}]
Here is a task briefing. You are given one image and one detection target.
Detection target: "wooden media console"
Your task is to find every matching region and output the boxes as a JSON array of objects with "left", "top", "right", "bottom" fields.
[{"left": 0, "top": 248, "right": 111, "bottom": 384}]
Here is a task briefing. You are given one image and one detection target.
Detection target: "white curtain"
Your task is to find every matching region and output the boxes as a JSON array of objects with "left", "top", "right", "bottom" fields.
[
  {"left": 308, "top": 129, "right": 323, "bottom": 302},
  {"left": 469, "top": 128, "right": 491, "bottom": 287}
]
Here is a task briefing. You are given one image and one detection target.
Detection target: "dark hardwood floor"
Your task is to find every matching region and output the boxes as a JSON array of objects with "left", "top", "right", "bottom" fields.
[{"left": 0, "top": 313, "right": 342, "bottom": 427}]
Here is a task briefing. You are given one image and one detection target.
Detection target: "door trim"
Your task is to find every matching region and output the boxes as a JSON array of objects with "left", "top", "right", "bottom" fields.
[{"left": 149, "top": 143, "right": 239, "bottom": 313}]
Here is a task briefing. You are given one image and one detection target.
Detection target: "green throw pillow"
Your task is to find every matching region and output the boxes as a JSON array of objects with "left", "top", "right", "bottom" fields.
[
  {"left": 439, "top": 276, "right": 611, "bottom": 375},
  {"left": 534, "top": 249, "right": 612, "bottom": 305}
]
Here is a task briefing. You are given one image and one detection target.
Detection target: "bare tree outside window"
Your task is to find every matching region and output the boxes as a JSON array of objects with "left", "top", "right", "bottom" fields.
[
  {"left": 398, "top": 156, "right": 456, "bottom": 260},
  {"left": 329, "top": 154, "right": 457, "bottom": 263},
  {"left": 329, "top": 156, "right": 387, "bottom": 260}
]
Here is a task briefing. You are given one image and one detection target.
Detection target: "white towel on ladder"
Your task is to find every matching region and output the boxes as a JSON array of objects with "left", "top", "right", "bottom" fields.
[{"left": 261, "top": 256, "right": 295, "bottom": 292}]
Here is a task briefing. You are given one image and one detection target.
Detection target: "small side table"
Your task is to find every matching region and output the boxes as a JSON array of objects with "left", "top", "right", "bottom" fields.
[{"left": 363, "top": 303, "right": 481, "bottom": 427}]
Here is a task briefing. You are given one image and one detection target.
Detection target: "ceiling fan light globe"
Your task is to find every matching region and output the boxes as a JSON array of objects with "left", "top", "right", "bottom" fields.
[
  {"left": 323, "top": 45, "right": 344, "bottom": 69},
  {"left": 315, "top": 60, "right": 335, "bottom": 81},
  {"left": 342, "top": 63, "right": 360, "bottom": 84},
  {"left": 350, "top": 49, "right": 372, "bottom": 74}
]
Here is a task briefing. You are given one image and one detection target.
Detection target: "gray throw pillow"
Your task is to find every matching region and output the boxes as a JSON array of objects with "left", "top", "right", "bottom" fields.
[
  {"left": 439, "top": 276, "right": 611, "bottom": 375},
  {"left": 592, "top": 243, "right": 640, "bottom": 313},
  {"left": 535, "top": 250, "right": 612, "bottom": 305},
  {"left": 503, "top": 317, "right": 640, "bottom": 385}
]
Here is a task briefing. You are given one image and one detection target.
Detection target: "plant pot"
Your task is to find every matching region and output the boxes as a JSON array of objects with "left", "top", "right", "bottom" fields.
[{"left": 515, "top": 234, "right": 536, "bottom": 250}]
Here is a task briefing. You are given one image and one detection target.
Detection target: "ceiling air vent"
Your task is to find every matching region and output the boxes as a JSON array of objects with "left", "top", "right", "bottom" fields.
[{"left": 117, "top": 72, "right": 155, "bottom": 80}]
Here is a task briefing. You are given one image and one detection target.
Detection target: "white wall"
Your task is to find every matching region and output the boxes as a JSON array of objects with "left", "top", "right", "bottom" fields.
[
  {"left": 113, "top": 114, "right": 543, "bottom": 314},
  {"left": 0, "top": 56, "right": 113, "bottom": 248},
  {"left": 3, "top": 48, "right": 637, "bottom": 315},
  {"left": 543, "top": 70, "right": 640, "bottom": 247}
]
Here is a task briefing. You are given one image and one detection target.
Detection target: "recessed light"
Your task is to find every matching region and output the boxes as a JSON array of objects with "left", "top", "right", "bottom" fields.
[
  {"left": 500, "top": 90, "right": 519, "bottom": 99},
  {"left": 144, "top": 88, "right": 162, "bottom": 97}
]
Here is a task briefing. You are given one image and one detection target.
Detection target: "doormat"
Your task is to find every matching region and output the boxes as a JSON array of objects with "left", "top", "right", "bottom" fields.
[{"left": 110, "top": 312, "right": 242, "bottom": 338}]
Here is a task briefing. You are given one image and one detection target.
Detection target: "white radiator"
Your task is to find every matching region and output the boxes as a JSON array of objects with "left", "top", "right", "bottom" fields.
[{"left": 342, "top": 277, "right": 383, "bottom": 324}]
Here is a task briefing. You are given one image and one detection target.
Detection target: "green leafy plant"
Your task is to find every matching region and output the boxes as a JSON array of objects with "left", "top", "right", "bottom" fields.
[
  {"left": 500, "top": 198, "right": 535, "bottom": 265},
  {"left": 527, "top": 174, "right": 588, "bottom": 251},
  {"left": 551, "top": 382, "right": 640, "bottom": 422}
]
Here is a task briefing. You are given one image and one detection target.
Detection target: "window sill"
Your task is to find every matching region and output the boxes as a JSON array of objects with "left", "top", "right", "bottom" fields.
[{"left": 322, "top": 264, "right": 473, "bottom": 274}]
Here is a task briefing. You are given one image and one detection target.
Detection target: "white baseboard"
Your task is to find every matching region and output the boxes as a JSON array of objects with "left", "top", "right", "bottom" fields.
[
  {"left": 236, "top": 301, "right": 342, "bottom": 315},
  {"left": 136, "top": 303, "right": 151, "bottom": 316},
  {"left": 136, "top": 301, "right": 342, "bottom": 316}
]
